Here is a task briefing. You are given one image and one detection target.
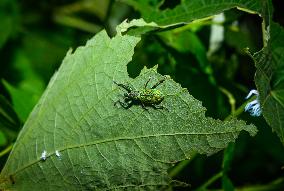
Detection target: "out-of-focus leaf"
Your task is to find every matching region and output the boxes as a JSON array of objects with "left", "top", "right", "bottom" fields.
[
  {"left": 53, "top": 14, "right": 102, "bottom": 33},
  {"left": 127, "top": 36, "right": 175, "bottom": 78},
  {"left": 222, "top": 143, "right": 235, "bottom": 172},
  {"left": 159, "top": 30, "right": 214, "bottom": 82},
  {"left": 0, "top": 20, "right": 257, "bottom": 190},
  {"left": 254, "top": 22, "right": 284, "bottom": 144},
  {"left": 3, "top": 50, "right": 45, "bottom": 122},
  {"left": 222, "top": 143, "right": 235, "bottom": 191},
  {"left": 22, "top": 31, "right": 73, "bottom": 82},
  {"left": 0, "top": 95, "right": 21, "bottom": 132},
  {"left": 225, "top": 14, "right": 262, "bottom": 53},
  {"left": 0, "top": 0, "right": 19, "bottom": 48},
  {"left": 56, "top": 0, "right": 110, "bottom": 21},
  {"left": 3, "top": 81, "right": 42, "bottom": 123},
  {"left": 0, "top": 131, "right": 7, "bottom": 147}
]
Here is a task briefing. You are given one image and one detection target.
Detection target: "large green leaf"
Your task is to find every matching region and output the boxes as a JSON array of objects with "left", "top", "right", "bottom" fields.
[
  {"left": 121, "top": 0, "right": 262, "bottom": 26},
  {"left": 254, "top": 22, "right": 284, "bottom": 144},
  {"left": 0, "top": 20, "right": 257, "bottom": 190}
]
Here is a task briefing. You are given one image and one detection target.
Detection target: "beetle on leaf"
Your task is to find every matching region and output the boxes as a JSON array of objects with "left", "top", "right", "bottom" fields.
[{"left": 114, "top": 77, "right": 166, "bottom": 110}]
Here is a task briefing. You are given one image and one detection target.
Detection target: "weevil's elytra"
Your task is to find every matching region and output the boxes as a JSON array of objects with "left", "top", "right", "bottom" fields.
[{"left": 114, "top": 77, "right": 165, "bottom": 110}]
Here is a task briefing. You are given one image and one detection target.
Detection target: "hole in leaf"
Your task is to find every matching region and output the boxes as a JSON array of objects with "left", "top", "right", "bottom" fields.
[{"left": 159, "top": 0, "right": 181, "bottom": 10}]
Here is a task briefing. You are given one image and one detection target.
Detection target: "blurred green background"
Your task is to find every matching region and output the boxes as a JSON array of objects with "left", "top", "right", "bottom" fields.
[{"left": 0, "top": 0, "right": 283, "bottom": 190}]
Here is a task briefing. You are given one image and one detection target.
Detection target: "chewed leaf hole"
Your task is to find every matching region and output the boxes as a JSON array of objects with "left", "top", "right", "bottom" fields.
[{"left": 159, "top": 0, "right": 181, "bottom": 11}]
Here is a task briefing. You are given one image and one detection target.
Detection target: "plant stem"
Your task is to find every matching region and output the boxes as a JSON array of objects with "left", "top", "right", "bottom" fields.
[
  {"left": 168, "top": 154, "right": 196, "bottom": 178},
  {"left": 219, "top": 86, "right": 236, "bottom": 114},
  {"left": 0, "top": 144, "right": 13, "bottom": 158},
  {"left": 53, "top": 14, "right": 102, "bottom": 33},
  {"left": 224, "top": 96, "right": 255, "bottom": 121},
  {"left": 195, "top": 171, "right": 223, "bottom": 191}
]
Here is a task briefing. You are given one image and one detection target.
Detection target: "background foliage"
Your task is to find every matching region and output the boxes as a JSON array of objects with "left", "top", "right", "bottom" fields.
[{"left": 0, "top": 0, "right": 283, "bottom": 190}]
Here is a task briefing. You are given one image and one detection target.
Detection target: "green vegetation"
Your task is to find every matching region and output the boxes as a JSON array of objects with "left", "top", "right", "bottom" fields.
[{"left": 0, "top": 0, "right": 283, "bottom": 190}]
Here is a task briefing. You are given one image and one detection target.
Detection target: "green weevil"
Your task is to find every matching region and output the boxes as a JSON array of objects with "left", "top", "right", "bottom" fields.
[{"left": 114, "top": 77, "right": 165, "bottom": 110}]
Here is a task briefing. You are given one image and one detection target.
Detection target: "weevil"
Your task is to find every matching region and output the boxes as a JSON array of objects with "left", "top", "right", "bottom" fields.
[{"left": 114, "top": 77, "right": 165, "bottom": 110}]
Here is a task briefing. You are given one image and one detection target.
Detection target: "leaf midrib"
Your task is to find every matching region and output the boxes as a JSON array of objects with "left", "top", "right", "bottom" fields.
[{"left": 11, "top": 130, "right": 239, "bottom": 176}]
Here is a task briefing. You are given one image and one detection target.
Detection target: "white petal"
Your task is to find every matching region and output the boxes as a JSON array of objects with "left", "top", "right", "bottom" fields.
[
  {"left": 245, "top": 89, "right": 259, "bottom": 99},
  {"left": 245, "top": 100, "right": 258, "bottom": 111}
]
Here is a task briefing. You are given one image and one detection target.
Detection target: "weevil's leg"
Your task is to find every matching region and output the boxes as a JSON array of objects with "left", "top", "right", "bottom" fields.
[
  {"left": 144, "top": 77, "right": 152, "bottom": 89},
  {"left": 114, "top": 99, "right": 125, "bottom": 106},
  {"left": 114, "top": 100, "right": 127, "bottom": 108},
  {"left": 115, "top": 100, "right": 133, "bottom": 109},
  {"left": 121, "top": 101, "right": 133, "bottom": 109},
  {"left": 124, "top": 97, "right": 131, "bottom": 102},
  {"left": 113, "top": 81, "right": 133, "bottom": 93},
  {"left": 153, "top": 104, "right": 168, "bottom": 111},
  {"left": 141, "top": 102, "right": 148, "bottom": 110},
  {"left": 152, "top": 104, "right": 164, "bottom": 109},
  {"left": 151, "top": 78, "right": 165, "bottom": 89},
  {"left": 114, "top": 100, "right": 120, "bottom": 106}
]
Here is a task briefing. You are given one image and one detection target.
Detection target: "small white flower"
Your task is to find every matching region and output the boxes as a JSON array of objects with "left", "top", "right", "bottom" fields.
[
  {"left": 245, "top": 89, "right": 262, "bottom": 117},
  {"left": 41, "top": 150, "right": 47, "bottom": 161}
]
